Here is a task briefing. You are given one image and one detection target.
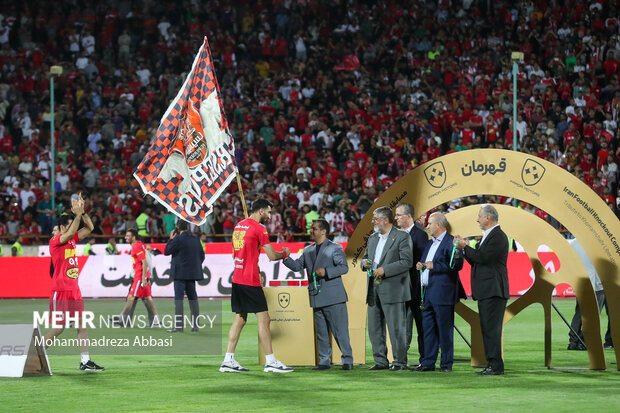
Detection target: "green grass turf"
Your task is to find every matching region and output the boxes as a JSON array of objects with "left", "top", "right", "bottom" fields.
[{"left": 0, "top": 298, "right": 618, "bottom": 412}]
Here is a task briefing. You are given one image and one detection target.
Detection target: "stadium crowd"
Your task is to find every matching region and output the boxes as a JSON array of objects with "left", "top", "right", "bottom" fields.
[{"left": 0, "top": 0, "right": 619, "bottom": 247}]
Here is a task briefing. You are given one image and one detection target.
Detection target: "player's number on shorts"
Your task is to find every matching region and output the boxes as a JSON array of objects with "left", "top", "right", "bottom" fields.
[{"left": 69, "top": 257, "right": 78, "bottom": 266}]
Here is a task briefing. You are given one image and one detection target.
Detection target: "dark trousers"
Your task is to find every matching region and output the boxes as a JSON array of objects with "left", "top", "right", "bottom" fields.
[
  {"left": 174, "top": 280, "right": 199, "bottom": 330},
  {"left": 405, "top": 299, "right": 424, "bottom": 365},
  {"left": 421, "top": 303, "right": 455, "bottom": 369},
  {"left": 604, "top": 300, "right": 613, "bottom": 346},
  {"left": 478, "top": 296, "right": 507, "bottom": 371},
  {"left": 569, "top": 290, "right": 612, "bottom": 346}
]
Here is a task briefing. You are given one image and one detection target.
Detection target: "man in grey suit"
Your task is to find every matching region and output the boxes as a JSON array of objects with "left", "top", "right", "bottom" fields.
[
  {"left": 283, "top": 219, "right": 353, "bottom": 370},
  {"left": 362, "top": 206, "right": 413, "bottom": 371}
]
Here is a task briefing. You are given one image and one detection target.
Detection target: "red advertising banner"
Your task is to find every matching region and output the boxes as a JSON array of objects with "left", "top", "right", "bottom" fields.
[
  {"left": 0, "top": 248, "right": 573, "bottom": 298},
  {"left": 0, "top": 257, "right": 54, "bottom": 298}
]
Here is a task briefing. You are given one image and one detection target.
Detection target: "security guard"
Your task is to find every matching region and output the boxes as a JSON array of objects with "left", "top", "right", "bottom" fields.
[
  {"left": 136, "top": 208, "right": 151, "bottom": 238},
  {"left": 11, "top": 236, "right": 24, "bottom": 256}
]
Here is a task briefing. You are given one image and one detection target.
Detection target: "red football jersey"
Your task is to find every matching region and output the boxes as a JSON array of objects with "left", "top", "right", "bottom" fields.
[
  {"left": 232, "top": 218, "right": 270, "bottom": 286},
  {"left": 50, "top": 233, "right": 81, "bottom": 292},
  {"left": 131, "top": 241, "right": 150, "bottom": 279}
]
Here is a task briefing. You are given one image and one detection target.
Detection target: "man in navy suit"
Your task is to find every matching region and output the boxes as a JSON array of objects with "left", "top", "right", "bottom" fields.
[
  {"left": 164, "top": 220, "right": 205, "bottom": 332},
  {"left": 455, "top": 205, "right": 509, "bottom": 375},
  {"left": 414, "top": 212, "right": 464, "bottom": 372}
]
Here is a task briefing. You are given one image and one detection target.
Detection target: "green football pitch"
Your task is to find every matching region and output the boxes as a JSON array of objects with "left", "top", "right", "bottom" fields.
[{"left": 0, "top": 298, "right": 619, "bottom": 412}]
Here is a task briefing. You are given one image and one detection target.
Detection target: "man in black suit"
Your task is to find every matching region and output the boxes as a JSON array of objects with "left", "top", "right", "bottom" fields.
[
  {"left": 394, "top": 202, "right": 428, "bottom": 367},
  {"left": 455, "top": 205, "right": 509, "bottom": 375},
  {"left": 164, "top": 220, "right": 205, "bottom": 332}
]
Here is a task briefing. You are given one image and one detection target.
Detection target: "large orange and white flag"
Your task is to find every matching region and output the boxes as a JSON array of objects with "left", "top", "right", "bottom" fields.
[{"left": 134, "top": 37, "right": 236, "bottom": 225}]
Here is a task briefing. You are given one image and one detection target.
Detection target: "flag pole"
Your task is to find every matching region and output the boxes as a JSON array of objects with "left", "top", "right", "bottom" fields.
[
  {"left": 202, "top": 35, "right": 248, "bottom": 219},
  {"left": 235, "top": 165, "right": 248, "bottom": 218}
]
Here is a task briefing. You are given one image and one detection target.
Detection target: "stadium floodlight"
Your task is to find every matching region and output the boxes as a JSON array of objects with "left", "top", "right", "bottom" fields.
[
  {"left": 50, "top": 65, "right": 63, "bottom": 75},
  {"left": 50, "top": 65, "right": 63, "bottom": 218},
  {"left": 510, "top": 52, "right": 523, "bottom": 208}
]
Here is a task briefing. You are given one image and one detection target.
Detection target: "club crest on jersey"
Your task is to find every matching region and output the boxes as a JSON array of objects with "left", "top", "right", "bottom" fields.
[{"left": 66, "top": 268, "right": 79, "bottom": 279}]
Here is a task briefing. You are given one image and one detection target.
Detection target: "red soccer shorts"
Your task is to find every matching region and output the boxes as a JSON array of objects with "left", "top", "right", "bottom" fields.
[
  {"left": 129, "top": 278, "right": 152, "bottom": 298},
  {"left": 49, "top": 289, "right": 85, "bottom": 326}
]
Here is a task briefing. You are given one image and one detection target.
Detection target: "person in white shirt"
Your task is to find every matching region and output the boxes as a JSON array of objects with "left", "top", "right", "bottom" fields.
[
  {"left": 309, "top": 186, "right": 326, "bottom": 210},
  {"left": 56, "top": 167, "right": 70, "bottom": 191},
  {"left": 295, "top": 159, "right": 312, "bottom": 180},
  {"left": 20, "top": 183, "right": 35, "bottom": 210},
  {"left": 136, "top": 65, "right": 151, "bottom": 87},
  {"left": 81, "top": 31, "right": 95, "bottom": 55}
]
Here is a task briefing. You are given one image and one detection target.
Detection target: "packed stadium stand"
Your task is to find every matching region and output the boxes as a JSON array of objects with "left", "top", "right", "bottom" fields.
[{"left": 0, "top": 0, "right": 618, "bottom": 249}]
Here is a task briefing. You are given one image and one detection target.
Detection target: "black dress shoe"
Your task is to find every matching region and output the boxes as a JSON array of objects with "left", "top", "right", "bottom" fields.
[
  {"left": 312, "top": 364, "right": 331, "bottom": 370},
  {"left": 414, "top": 365, "right": 435, "bottom": 372},
  {"left": 440, "top": 367, "right": 452, "bottom": 372},
  {"left": 389, "top": 365, "right": 406, "bottom": 371},
  {"left": 341, "top": 364, "right": 353, "bottom": 370},
  {"left": 477, "top": 367, "right": 503, "bottom": 375},
  {"left": 368, "top": 364, "right": 389, "bottom": 370},
  {"left": 166, "top": 328, "right": 183, "bottom": 333},
  {"left": 567, "top": 342, "right": 586, "bottom": 351}
]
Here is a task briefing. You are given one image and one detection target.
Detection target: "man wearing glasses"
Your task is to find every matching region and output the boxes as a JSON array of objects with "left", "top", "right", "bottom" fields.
[
  {"left": 282, "top": 219, "right": 353, "bottom": 370},
  {"left": 394, "top": 202, "right": 429, "bottom": 367},
  {"left": 362, "top": 206, "right": 413, "bottom": 371}
]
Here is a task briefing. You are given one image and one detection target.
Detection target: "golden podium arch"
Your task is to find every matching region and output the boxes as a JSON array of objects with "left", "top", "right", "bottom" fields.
[{"left": 341, "top": 149, "right": 620, "bottom": 370}]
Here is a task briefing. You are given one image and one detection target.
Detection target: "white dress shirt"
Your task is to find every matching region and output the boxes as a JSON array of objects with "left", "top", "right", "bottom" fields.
[
  {"left": 480, "top": 224, "right": 499, "bottom": 246},
  {"left": 372, "top": 228, "right": 391, "bottom": 270},
  {"left": 421, "top": 230, "right": 446, "bottom": 286}
]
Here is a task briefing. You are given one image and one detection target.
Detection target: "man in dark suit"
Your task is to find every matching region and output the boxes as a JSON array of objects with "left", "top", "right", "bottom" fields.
[
  {"left": 362, "top": 206, "right": 413, "bottom": 371},
  {"left": 282, "top": 219, "right": 353, "bottom": 370},
  {"left": 414, "top": 213, "right": 464, "bottom": 373},
  {"left": 164, "top": 220, "right": 205, "bottom": 332},
  {"left": 455, "top": 205, "right": 509, "bottom": 375},
  {"left": 394, "top": 202, "right": 429, "bottom": 366}
]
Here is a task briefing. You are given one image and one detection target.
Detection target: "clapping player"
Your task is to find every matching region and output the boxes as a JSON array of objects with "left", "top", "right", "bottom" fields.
[{"left": 43, "top": 193, "right": 104, "bottom": 371}]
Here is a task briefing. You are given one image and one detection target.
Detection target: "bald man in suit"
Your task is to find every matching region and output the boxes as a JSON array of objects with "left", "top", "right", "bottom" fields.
[{"left": 455, "top": 205, "right": 509, "bottom": 375}]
